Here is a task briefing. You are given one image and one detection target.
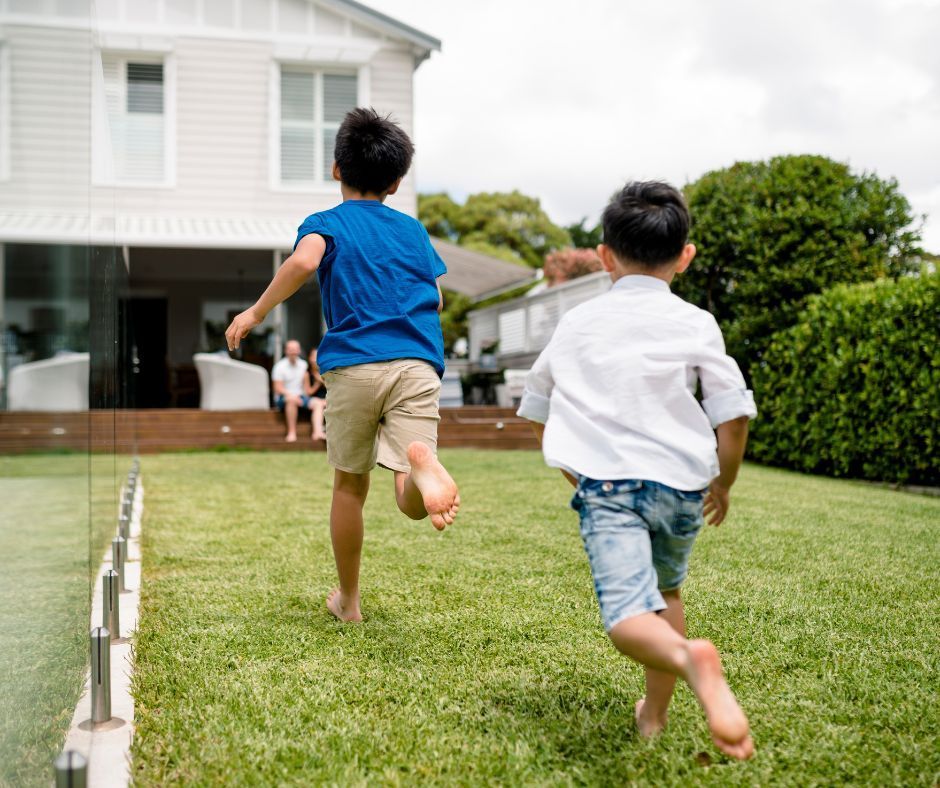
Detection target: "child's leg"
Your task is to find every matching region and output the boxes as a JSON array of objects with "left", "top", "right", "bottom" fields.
[
  {"left": 635, "top": 589, "right": 684, "bottom": 736},
  {"left": 393, "top": 443, "right": 460, "bottom": 530},
  {"left": 326, "top": 469, "right": 369, "bottom": 622},
  {"left": 608, "top": 611, "right": 753, "bottom": 759},
  {"left": 311, "top": 398, "right": 326, "bottom": 440},
  {"left": 284, "top": 396, "right": 299, "bottom": 442},
  {"left": 376, "top": 361, "right": 459, "bottom": 530}
]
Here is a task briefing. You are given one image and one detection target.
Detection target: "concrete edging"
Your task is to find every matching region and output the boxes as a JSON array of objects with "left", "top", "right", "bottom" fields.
[{"left": 61, "top": 478, "right": 144, "bottom": 787}]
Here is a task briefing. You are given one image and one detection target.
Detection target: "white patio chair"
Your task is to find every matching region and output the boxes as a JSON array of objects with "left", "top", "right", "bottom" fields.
[
  {"left": 7, "top": 352, "right": 90, "bottom": 411},
  {"left": 193, "top": 353, "right": 270, "bottom": 410}
]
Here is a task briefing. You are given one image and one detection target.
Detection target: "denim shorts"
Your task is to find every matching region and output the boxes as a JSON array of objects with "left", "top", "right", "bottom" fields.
[
  {"left": 275, "top": 394, "right": 311, "bottom": 410},
  {"left": 572, "top": 478, "right": 706, "bottom": 631}
]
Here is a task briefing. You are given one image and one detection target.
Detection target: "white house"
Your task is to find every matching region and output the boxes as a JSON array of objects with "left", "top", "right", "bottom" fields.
[{"left": 0, "top": 0, "right": 534, "bottom": 407}]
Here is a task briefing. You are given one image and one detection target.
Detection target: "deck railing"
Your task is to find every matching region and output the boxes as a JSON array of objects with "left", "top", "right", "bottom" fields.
[{"left": 467, "top": 271, "right": 610, "bottom": 363}]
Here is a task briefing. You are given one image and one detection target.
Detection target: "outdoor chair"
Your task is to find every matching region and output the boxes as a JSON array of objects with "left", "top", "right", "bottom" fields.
[
  {"left": 7, "top": 352, "right": 90, "bottom": 411},
  {"left": 193, "top": 353, "right": 269, "bottom": 410}
]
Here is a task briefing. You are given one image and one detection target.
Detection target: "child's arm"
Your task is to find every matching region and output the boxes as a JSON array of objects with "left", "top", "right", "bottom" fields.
[
  {"left": 704, "top": 416, "right": 749, "bottom": 526},
  {"left": 225, "top": 234, "right": 327, "bottom": 351}
]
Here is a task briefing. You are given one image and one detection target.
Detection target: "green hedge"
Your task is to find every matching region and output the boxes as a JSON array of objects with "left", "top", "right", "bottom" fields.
[{"left": 749, "top": 272, "right": 939, "bottom": 485}]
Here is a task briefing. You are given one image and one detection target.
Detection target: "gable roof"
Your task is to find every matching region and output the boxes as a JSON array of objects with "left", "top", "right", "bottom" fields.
[
  {"left": 320, "top": 0, "right": 441, "bottom": 64},
  {"left": 432, "top": 238, "right": 539, "bottom": 302}
]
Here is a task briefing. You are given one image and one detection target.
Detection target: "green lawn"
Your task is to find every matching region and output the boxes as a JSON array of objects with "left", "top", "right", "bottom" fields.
[
  {"left": 131, "top": 451, "right": 940, "bottom": 786},
  {"left": 0, "top": 454, "right": 127, "bottom": 788}
]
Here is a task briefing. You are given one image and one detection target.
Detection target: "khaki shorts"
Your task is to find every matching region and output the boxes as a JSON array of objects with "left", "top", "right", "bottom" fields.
[{"left": 322, "top": 359, "right": 442, "bottom": 474}]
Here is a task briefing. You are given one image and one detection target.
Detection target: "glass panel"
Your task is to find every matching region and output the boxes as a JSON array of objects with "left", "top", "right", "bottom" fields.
[
  {"left": 0, "top": 2, "right": 137, "bottom": 783},
  {"left": 322, "top": 73, "right": 357, "bottom": 123}
]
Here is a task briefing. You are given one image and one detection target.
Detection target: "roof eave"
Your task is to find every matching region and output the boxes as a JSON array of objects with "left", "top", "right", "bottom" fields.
[{"left": 320, "top": 0, "right": 441, "bottom": 65}]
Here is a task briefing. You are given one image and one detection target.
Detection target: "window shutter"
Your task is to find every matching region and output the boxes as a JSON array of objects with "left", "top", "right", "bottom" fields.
[
  {"left": 279, "top": 69, "right": 357, "bottom": 184},
  {"left": 321, "top": 74, "right": 356, "bottom": 179},
  {"left": 322, "top": 74, "right": 357, "bottom": 123},
  {"left": 102, "top": 55, "right": 165, "bottom": 183},
  {"left": 280, "top": 70, "right": 314, "bottom": 181}
]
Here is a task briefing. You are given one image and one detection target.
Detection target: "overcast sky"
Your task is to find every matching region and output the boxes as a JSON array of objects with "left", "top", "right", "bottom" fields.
[{"left": 366, "top": 0, "right": 940, "bottom": 251}]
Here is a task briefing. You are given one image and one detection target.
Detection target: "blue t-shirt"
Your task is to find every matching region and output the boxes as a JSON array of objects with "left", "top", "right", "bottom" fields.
[{"left": 294, "top": 200, "right": 447, "bottom": 376}]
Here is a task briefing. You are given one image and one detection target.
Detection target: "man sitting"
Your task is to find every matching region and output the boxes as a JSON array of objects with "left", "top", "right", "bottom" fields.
[{"left": 271, "top": 339, "right": 310, "bottom": 442}]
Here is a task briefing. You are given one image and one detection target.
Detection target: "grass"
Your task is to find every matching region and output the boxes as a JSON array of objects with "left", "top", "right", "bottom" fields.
[
  {"left": 0, "top": 454, "right": 129, "bottom": 788},
  {"left": 131, "top": 451, "right": 940, "bottom": 786}
]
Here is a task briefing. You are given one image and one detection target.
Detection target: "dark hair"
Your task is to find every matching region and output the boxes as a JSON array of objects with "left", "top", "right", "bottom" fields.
[
  {"left": 333, "top": 107, "right": 414, "bottom": 194},
  {"left": 601, "top": 181, "right": 690, "bottom": 268}
]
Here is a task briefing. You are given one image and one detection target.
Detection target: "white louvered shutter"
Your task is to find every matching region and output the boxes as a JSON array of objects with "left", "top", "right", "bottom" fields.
[
  {"left": 280, "top": 68, "right": 357, "bottom": 184},
  {"left": 321, "top": 74, "right": 357, "bottom": 179},
  {"left": 280, "top": 69, "right": 315, "bottom": 181},
  {"left": 102, "top": 55, "right": 165, "bottom": 183}
]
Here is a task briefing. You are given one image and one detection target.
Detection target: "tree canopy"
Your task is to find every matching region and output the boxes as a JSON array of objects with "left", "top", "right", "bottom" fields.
[
  {"left": 418, "top": 191, "right": 571, "bottom": 268},
  {"left": 673, "top": 154, "right": 922, "bottom": 378}
]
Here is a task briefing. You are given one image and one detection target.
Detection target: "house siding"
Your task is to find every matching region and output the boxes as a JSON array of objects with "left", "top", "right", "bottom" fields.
[
  {"left": 0, "top": 15, "right": 424, "bottom": 237},
  {"left": 0, "top": 24, "right": 93, "bottom": 214}
]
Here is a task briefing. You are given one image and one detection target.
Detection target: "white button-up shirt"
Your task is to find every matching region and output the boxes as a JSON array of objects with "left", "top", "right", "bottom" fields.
[{"left": 517, "top": 274, "right": 757, "bottom": 491}]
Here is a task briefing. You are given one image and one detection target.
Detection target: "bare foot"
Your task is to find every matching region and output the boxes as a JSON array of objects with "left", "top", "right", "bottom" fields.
[
  {"left": 635, "top": 698, "right": 668, "bottom": 738},
  {"left": 684, "top": 640, "right": 753, "bottom": 760},
  {"left": 325, "top": 588, "right": 362, "bottom": 623},
  {"left": 312, "top": 432, "right": 327, "bottom": 441},
  {"left": 406, "top": 442, "right": 460, "bottom": 530},
  {"left": 285, "top": 433, "right": 297, "bottom": 443}
]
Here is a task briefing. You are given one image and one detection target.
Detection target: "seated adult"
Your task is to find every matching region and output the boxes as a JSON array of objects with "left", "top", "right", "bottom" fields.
[
  {"left": 305, "top": 347, "right": 327, "bottom": 442},
  {"left": 271, "top": 339, "right": 309, "bottom": 442}
]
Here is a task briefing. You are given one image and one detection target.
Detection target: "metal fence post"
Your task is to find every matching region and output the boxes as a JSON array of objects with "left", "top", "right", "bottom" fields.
[
  {"left": 111, "top": 536, "right": 126, "bottom": 592},
  {"left": 102, "top": 569, "right": 120, "bottom": 640},
  {"left": 53, "top": 750, "right": 87, "bottom": 788},
  {"left": 90, "top": 627, "right": 111, "bottom": 724}
]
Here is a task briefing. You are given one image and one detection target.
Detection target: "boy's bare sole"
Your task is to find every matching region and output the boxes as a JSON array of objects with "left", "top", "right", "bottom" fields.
[
  {"left": 685, "top": 640, "right": 754, "bottom": 760},
  {"left": 325, "top": 588, "right": 362, "bottom": 623},
  {"left": 407, "top": 442, "right": 460, "bottom": 530}
]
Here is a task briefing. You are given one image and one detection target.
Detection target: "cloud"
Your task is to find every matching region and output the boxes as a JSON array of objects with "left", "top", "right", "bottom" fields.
[{"left": 368, "top": 0, "right": 940, "bottom": 249}]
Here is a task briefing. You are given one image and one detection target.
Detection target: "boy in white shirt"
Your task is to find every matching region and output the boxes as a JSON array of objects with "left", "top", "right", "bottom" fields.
[{"left": 518, "top": 181, "right": 757, "bottom": 760}]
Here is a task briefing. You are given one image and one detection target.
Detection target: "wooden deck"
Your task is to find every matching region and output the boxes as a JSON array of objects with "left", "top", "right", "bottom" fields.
[{"left": 0, "top": 408, "right": 539, "bottom": 454}]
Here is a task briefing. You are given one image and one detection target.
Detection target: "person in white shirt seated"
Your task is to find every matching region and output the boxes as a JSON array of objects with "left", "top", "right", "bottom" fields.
[
  {"left": 271, "top": 339, "right": 310, "bottom": 442},
  {"left": 518, "top": 181, "right": 757, "bottom": 761}
]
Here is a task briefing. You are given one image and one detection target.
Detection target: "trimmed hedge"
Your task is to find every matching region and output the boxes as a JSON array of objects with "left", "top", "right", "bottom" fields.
[{"left": 749, "top": 272, "right": 939, "bottom": 485}]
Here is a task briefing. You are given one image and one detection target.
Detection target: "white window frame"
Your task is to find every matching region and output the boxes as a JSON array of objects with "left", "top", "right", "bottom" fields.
[
  {"left": 0, "top": 42, "right": 10, "bottom": 182},
  {"left": 92, "top": 47, "right": 177, "bottom": 189},
  {"left": 269, "top": 61, "right": 369, "bottom": 193}
]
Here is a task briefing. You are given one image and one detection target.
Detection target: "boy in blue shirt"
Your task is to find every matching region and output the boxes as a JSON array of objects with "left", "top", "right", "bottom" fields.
[
  {"left": 226, "top": 108, "right": 459, "bottom": 623},
  {"left": 519, "top": 182, "right": 756, "bottom": 759}
]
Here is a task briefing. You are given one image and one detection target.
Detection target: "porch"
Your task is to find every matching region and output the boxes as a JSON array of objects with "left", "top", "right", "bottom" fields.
[{"left": 0, "top": 406, "right": 537, "bottom": 453}]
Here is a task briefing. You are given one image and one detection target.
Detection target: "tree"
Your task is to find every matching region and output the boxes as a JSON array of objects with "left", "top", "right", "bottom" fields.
[
  {"left": 673, "top": 154, "right": 922, "bottom": 379},
  {"left": 565, "top": 218, "right": 602, "bottom": 249},
  {"left": 543, "top": 248, "right": 602, "bottom": 286},
  {"left": 417, "top": 193, "right": 461, "bottom": 241},
  {"left": 419, "top": 190, "right": 571, "bottom": 268}
]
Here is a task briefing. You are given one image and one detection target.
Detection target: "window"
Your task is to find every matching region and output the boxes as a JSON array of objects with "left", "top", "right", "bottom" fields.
[
  {"left": 99, "top": 53, "right": 171, "bottom": 185},
  {"left": 278, "top": 67, "right": 357, "bottom": 185}
]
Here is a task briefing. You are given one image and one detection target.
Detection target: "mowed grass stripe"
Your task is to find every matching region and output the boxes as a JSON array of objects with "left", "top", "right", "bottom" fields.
[{"left": 131, "top": 451, "right": 940, "bottom": 786}]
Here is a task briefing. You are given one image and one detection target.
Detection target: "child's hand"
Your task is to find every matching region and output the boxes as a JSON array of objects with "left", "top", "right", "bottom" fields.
[
  {"left": 225, "top": 308, "right": 263, "bottom": 351},
  {"left": 703, "top": 481, "right": 731, "bottom": 526}
]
